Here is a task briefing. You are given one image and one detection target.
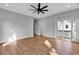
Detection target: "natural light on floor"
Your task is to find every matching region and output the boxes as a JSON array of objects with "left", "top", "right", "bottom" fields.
[
  {"left": 2, "top": 34, "right": 17, "bottom": 47},
  {"left": 45, "top": 40, "right": 58, "bottom": 55}
]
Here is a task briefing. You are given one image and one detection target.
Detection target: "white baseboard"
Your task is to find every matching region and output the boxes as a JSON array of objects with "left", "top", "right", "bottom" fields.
[
  {"left": 0, "top": 35, "right": 34, "bottom": 43},
  {"left": 43, "top": 34, "right": 55, "bottom": 38},
  {"left": 17, "top": 35, "right": 33, "bottom": 40}
]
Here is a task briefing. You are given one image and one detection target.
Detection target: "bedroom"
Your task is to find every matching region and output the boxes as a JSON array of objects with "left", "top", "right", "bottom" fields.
[{"left": 0, "top": 3, "right": 79, "bottom": 55}]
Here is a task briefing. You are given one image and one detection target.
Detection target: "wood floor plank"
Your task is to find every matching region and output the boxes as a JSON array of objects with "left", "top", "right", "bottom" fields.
[{"left": 0, "top": 36, "right": 79, "bottom": 55}]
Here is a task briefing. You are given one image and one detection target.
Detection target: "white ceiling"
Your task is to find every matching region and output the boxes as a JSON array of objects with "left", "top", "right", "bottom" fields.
[{"left": 0, "top": 3, "right": 79, "bottom": 18}]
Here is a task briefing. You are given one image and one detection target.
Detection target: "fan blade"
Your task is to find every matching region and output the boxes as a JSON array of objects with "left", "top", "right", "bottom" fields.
[
  {"left": 29, "top": 9, "right": 35, "bottom": 10},
  {"left": 41, "top": 5, "right": 48, "bottom": 10},
  {"left": 38, "top": 11, "right": 40, "bottom": 14},
  {"left": 38, "top": 3, "right": 41, "bottom": 9},
  {"left": 29, "top": 9, "right": 37, "bottom": 13},
  {"left": 42, "top": 9, "right": 48, "bottom": 11},
  {"left": 30, "top": 5, "right": 37, "bottom": 9},
  {"left": 40, "top": 11, "right": 45, "bottom": 14},
  {"left": 33, "top": 10, "right": 37, "bottom": 13}
]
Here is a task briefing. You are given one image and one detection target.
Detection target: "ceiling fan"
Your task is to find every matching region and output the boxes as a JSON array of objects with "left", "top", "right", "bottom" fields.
[{"left": 30, "top": 3, "right": 48, "bottom": 14}]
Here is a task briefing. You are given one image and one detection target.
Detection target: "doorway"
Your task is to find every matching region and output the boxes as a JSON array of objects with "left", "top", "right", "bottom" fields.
[
  {"left": 33, "top": 19, "right": 38, "bottom": 36},
  {"left": 33, "top": 19, "right": 43, "bottom": 36}
]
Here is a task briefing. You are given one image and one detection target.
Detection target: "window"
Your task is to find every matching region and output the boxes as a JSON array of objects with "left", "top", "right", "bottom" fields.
[{"left": 58, "top": 20, "right": 71, "bottom": 31}]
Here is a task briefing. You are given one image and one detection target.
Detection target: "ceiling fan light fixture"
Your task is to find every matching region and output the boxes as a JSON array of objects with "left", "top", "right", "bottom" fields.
[{"left": 30, "top": 3, "right": 48, "bottom": 14}]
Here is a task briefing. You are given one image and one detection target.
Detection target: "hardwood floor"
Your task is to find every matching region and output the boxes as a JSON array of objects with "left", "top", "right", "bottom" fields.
[{"left": 0, "top": 36, "right": 79, "bottom": 55}]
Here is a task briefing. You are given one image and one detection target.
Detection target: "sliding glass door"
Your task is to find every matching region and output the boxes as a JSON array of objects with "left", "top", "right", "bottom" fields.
[{"left": 56, "top": 17, "right": 75, "bottom": 41}]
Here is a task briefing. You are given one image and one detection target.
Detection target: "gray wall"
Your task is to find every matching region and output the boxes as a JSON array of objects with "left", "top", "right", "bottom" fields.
[
  {"left": 75, "top": 18, "right": 79, "bottom": 40},
  {"left": 1, "top": 7, "right": 79, "bottom": 43},
  {"left": 34, "top": 19, "right": 46, "bottom": 35},
  {"left": 0, "top": 8, "right": 33, "bottom": 43},
  {"left": 40, "top": 8, "right": 79, "bottom": 40},
  {"left": 40, "top": 17, "right": 56, "bottom": 38}
]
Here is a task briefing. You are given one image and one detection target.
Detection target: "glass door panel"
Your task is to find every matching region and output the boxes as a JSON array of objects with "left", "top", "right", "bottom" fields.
[{"left": 56, "top": 17, "right": 73, "bottom": 41}]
